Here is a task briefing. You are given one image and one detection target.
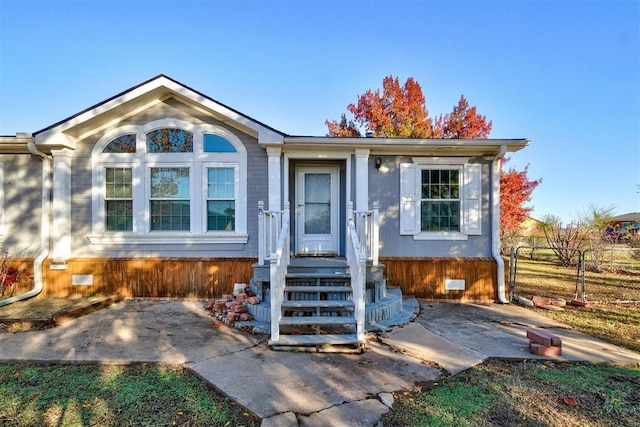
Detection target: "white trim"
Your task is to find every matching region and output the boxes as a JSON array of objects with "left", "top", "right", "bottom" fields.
[
  {"left": 87, "top": 233, "right": 248, "bottom": 245},
  {"left": 51, "top": 149, "right": 74, "bottom": 262},
  {"left": 90, "top": 120, "right": 248, "bottom": 244},
  {"left": 267, "top": 147, "right": 282, "bottom": 211},
  {"left": 283, "top": 151, "right": 352, "bottom": 209},
  {"left": 400, "top": 157, "right": 481, "bottom": 241},
  {"left": 354, "top": 149, "right": 369, "bottom": 212},
  {"left": 411, "top": 156, "right": 470, "bottom": 165}
]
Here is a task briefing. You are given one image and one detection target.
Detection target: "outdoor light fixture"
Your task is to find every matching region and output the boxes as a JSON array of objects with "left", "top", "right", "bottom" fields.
[{"left": 375, "top": 157, "right": 382, "bottom": 170}]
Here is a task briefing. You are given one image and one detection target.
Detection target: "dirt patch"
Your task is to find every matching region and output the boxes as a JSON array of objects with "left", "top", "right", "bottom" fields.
[{"left": 0, "top": 295, "right": 123, "bottom": 333}]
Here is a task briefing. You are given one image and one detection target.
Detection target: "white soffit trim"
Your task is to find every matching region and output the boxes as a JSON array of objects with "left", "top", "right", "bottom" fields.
[{"left": 35, "top": 75, "right": 285, "bottom": 147}]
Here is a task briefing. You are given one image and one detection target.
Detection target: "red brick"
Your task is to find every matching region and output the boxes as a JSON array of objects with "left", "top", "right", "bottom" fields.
[
  {"left": 226, "top": 312, "right": 239, "bottom": 321},
  {"left": 527, "top": 329, "right": 562, "bottom": 347},
  {"left": 569, "top": 300, "right": 591, "bottom": 307},
  {"left": 530, "top": 342, "right": 562, "bottom": 356},
  {"left": 246, "top": 296, "right": 260, "bottom": 305},
  {"left": 239, "top": 312, "right": 252, "bottom": 321},
  {"left": 531, "top": 296, "right": 552, "bottom": 307}
]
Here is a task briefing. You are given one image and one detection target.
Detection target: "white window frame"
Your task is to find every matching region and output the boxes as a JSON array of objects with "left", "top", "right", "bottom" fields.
[
  {"left": 89, "top": 119, "right": 248, "bottom": 245},
  {"left": 400, "top": 157, "right": 482, "bottom": 241},
  {"left": 202, "top": 162, "right": 240, "bottom": 233}
]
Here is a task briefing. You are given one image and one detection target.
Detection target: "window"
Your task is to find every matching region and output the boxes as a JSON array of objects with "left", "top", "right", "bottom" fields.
[
  {"left": 420, "top": 169, "right": 460, "bottom": 232},
  {"left": 103, "top": 134, "right": 136, "bottom": 153},
  {"left": 400, "top": 158, "right": 481, "bottom": 240},
  {"left": 150, "top": 167, "right": 190, "bottom": 231},
  {"left": 147, "top": 128, "right": 193, "bottom": 153},
  {"left": 91, "top": 119, "right": 248, "bottom": 244},
  {"left": 206, "top": 167, "right": 235, "bottom": 231},
  {"left": 204, "top": 134, "right": 236, "bottom": 153},
  {"left": 105, "top": 167, "right": 133, "bottom": 231}
]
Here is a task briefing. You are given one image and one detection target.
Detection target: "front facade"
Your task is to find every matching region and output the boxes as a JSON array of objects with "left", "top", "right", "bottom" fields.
[{"left": 0, "top": 76, "right": 529, "bottom": 320}]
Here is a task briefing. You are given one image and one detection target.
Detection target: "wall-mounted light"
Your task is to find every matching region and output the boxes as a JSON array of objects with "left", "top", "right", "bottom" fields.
[{"left": 375, "top": 157, "right": 382, "bottom": 170}]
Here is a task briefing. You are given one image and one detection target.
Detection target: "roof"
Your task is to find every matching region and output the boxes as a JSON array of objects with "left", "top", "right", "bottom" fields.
[
  {"left": 4, "top": 75, "right": 531, "bottom": 157},
  {"left": 281, "top": 135, "right": 530, "bottom": 156},
  {"left": 34, "top": 74, "right": 287, "bottom": 138},
  {"left": 610, "top": 212, "right": 640, "bottom": 223}
]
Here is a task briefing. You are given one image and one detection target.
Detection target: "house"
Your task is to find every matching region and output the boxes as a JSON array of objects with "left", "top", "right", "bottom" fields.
[
  {"left": 0, "top": 75, "right": 529, "bottom": 348},
  {"left": 607, "top": 212, "right": 640, "bottom": 240}
]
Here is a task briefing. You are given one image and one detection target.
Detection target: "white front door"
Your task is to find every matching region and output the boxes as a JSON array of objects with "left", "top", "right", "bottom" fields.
[{"left": 296, "top": 166, "right": 340, "bottom": 255}]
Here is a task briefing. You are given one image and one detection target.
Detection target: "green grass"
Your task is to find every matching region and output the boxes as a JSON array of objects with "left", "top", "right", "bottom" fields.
[
  {"left": 0, "top": 363, "right": 259, "bottom": 427},
  {"left": 512, "top": 258, "right": 640, "bottom": 352},
  {"left": 384, "top": 360, "right": 640, "bottom": 427}
]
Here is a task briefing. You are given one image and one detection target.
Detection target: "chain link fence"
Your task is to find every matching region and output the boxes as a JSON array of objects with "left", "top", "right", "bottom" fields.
[{"left": 509, "top": 245, "right": 640, "bottom": 303}]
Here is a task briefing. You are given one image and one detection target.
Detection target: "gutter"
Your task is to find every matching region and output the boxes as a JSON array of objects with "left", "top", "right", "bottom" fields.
[
  {"left": 492, "top": 145, "right": 509, "bottom": 304},
  {"left": 0, "top": 141, "right": 51, "bottom": 306}
]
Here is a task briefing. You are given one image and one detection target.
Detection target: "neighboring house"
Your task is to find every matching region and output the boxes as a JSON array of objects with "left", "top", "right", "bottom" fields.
[
  {"left": 607, "top": 212, "right": 640, "bottom": 240},
  {"left": 0, "top": 75, "right": 529, "bottom": 348}
]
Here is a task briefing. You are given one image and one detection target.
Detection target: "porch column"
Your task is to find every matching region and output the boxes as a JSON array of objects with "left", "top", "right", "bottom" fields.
[
  {"left": 267, "top": 147, "right": 282, "bottom": 211},
  {"left": 51, "top": 148, "right": 73, "bottom": 264},
  {"left": 354, "top": 149, "right": 370, "bottom": 211}
]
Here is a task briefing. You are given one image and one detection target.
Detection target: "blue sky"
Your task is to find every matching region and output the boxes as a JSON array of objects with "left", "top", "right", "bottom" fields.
[{"left": 1, "top": 0, "right": 638, "bottom": 224}]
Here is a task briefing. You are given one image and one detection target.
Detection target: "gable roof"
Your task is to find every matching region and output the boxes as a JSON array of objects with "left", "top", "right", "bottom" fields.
[{"left": 33, "top": 74, "right": 286, "bottom": 149}]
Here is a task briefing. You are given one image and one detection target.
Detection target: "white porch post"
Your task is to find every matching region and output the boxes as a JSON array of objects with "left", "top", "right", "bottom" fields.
[
  {"left": 354, "top": 149, "right": 370, "bottom": 212},
  {"left": 51, "top": 148, "right": 73, "bottom": 264},
  {"left": 267, "top": 147, "right": 282, "bottom": 211}
]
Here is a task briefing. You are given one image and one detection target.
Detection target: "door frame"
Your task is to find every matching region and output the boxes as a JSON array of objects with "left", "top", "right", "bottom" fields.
[
  {"left": 284, "top": 154, "right": 351, "bottom": 257},
  {"left": 294, "top": 165, "right": 340, "bottom": 255}
]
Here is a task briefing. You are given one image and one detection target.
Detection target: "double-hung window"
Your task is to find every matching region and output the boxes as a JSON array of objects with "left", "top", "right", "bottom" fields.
[
  {"left": 400, "top": 158, "right": 481, "bottom": 240},
  {"left": 420, "top": 168, "right": 461, "bottom": 232},
  {"left": 105, "top": 167, "right": 133, "bottom": 231},
  {"left": 91, "top": 119, "right": 247, "bottom": 244},
  {"left": 206, "top": 167, "right": 236, "bottom": 231}
]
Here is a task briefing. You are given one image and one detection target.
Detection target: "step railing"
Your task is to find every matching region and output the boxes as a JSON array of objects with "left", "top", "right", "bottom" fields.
[
  {"left": 269, "top": 202, "right": 290, "bottom": 343},
  {"left": 258, "top": 201, "right": 286, "bottom": 265},
  {"left": 347, "top": 202, "right": 366, "bottom": 343},
  {"left": 354, "top": 201, "right": 380, "bottom": 266}
]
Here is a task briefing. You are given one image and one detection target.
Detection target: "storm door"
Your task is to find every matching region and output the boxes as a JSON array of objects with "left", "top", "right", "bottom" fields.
[{"left": 295, "top": 166, "right": 339, "bottom": 255}]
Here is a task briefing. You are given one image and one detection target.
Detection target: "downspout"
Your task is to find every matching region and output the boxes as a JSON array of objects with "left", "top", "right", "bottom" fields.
[
  {"left": 0, "top": 140, "right": 51, "bottom": 306},
  {"left": 492, "top": 145, "right": 509, "bottom": 304}
]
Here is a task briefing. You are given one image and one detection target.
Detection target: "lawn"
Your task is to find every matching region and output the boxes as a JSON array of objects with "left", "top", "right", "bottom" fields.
[
  {"left": 512, "top": 258, "right": 640, "bottom": 352},
  {"left": 383, "top": 359, "right": 640, "bottom": 427},
  {"left": 0, "top": 363, "right": 259, "bottom": 427},
  {"left": 1, "top": 260, "right": 639, "bottom": 426}
]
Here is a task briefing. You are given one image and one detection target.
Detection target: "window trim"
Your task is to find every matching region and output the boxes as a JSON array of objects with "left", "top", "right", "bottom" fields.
[
  {"left": 89, "top": 119, "right": 248, "bottom": 245},
  {"left": 400, "top": 157, "right": 481, "bottom": 241}
]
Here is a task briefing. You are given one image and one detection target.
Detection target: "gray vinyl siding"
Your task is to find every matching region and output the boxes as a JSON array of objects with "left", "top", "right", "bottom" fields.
[
  {"left": 368, "top": 156, "right": 492, "bottom": 258},
  {"left": 0, "top": 153, "right": 43, "bottom": 257},
  {"left": 69, "top": 98, "right": 268, "bottom": 258}
]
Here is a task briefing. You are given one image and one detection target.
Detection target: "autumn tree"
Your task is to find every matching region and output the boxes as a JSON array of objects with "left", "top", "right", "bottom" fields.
[
  {"left": 500, "top": 158, "right": 541, "bottom": 253},
  {"left": 434, "top": 95, "right": 493, "bottom": 139},
  {"left": 326, "top": 76, "right": 434, "bottom": 138}
]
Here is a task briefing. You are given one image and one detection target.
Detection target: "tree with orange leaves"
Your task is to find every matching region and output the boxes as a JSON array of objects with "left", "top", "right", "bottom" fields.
[
  {"left": 434, "top": 95, "right": 492, "bottom": 139},
  {"left": 326, "top": 76, "right": 434, "bottom": 138}
]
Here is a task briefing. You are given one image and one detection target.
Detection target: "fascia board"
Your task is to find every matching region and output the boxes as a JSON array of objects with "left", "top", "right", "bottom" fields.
[{"left": 282, "top": 137, "right": 530, "bottom": 156}]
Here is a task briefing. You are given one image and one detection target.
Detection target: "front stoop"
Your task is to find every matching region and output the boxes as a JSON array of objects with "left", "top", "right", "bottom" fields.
[{"left": 244, "top": 258, "right": 406, "bottom": 349}]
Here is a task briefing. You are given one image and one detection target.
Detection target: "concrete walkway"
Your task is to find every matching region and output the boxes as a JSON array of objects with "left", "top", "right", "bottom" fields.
[{"left": 1, "top": 299, "right": 638, "bottom": 426}]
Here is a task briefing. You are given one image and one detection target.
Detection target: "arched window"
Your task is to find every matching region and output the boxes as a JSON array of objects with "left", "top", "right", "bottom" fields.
[
  {"left": 91, "top": 120, "right": 248, "bottom": 244},
  {"left": 146, "top": 128, "right": 193, "bottom": 153},
  {"left": 204, "top": 134, "right": 237, "bottom": 153},
  {"left": 103, "top": 134, "right": 136, "bottom": 153}
]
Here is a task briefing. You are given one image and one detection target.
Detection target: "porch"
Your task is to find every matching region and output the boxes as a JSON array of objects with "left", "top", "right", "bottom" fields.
[{"left": 253, "top": 201, "right": 404, "bottom": 351}]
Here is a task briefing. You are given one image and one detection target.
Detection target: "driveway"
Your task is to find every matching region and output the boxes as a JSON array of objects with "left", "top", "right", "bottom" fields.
[{"left": 0, "top": 299, "right": 638, "bottom": 426}]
